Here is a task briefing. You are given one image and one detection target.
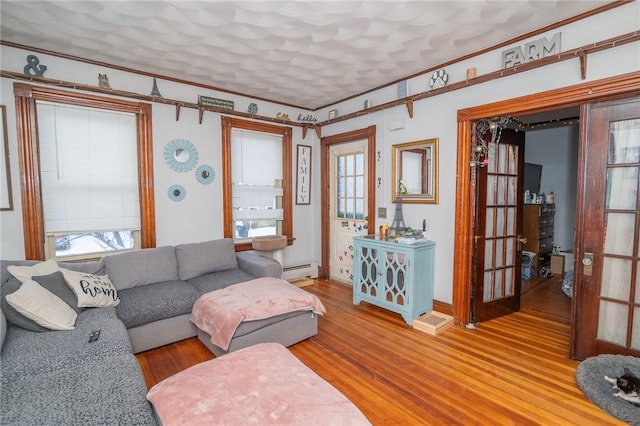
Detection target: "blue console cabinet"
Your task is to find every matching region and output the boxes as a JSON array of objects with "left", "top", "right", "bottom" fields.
[{"left": 353, "top": 235, "right": 435, "bottom": 325}]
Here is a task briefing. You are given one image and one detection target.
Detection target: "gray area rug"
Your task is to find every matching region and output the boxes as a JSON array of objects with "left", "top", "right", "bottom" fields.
[{"left": 576, "top": 354, "right": 640, "bottom": 425}]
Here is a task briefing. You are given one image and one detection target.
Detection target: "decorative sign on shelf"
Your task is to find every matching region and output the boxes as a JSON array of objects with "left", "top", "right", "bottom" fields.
[
  {"left": 502, "top": 32, "right": 561, "bottom": 68},
  {"left": 297, "top": 113, "right": 317, "bottom": 123},
  {"left": 23, "top": 54, "right": 47, "bottom": 77},
  {"left": 429, "top": 69, "right": 449, "bottom": 89},
  {"left": 397, "top": 81, "right": 408, "bottom": 99},
  {"left": 296, "top": 145, "right": 312, "bottom": 205},
  {"left": 198, "top": 95, "right": 234, "bottom": 110}
]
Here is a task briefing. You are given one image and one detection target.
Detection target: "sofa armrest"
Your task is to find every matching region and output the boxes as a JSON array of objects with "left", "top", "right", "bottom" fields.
[{"left": 236, "top": 252, "right": 282, "bottom": 279}]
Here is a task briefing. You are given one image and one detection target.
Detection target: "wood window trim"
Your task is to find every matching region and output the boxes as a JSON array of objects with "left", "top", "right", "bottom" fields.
[
  {"left": 452, "top": 71, "right": 640, "bottom": 327},
  {"left": 13, "top": 82, "right": 156, "bottom": 260},
  {"left": 221, "top": 116, "right": 293, "bottom": 252}
]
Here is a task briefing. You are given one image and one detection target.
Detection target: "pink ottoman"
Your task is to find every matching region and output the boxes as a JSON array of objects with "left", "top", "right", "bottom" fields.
[
  {"left": 147, "top": 342, "right": 371, "bottom": 425},
  {"left": 191, "top": 277, "right": 326, "bottom": 356}
]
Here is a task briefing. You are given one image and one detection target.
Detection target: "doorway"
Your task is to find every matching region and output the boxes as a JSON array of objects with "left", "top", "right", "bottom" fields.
[
  {"left": 320, "top": 126, "right": 376, "bottom": 282},
  {"left": 328, "top": 139, "right": 369, "bottom": 284},
  {"left": 517, "top": 110, "right": 580, "bottom": 323},
  {"left": 453, "top": 72, "right": 640, "bottom": 359}
]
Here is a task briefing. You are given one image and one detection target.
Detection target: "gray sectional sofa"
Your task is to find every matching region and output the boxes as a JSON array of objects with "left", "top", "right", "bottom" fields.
[{"left": 0, "top": 238, "right": 282, "bottom": 425}]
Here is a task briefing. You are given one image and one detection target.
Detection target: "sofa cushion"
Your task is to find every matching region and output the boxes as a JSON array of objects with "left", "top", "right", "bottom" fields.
[
  {"left": 1, "top": 278, "right": 49, "bottom": 332},
  {"left": 103, "top": 246, "right": 178, "bottom": 290},
  {"left": 116, "top": 280, "right": 200, "bottom": 329},
  {"left": 1, "top": 318, "right": 131, "bottom": 383},
  {"left": 188, "top": 268, "right": 257, "bottom": 295},
  {"left": 1, "top": 259, "right": 104, "bottom": 287},
  {"left": 176, "top": 239, "right": 239, "bottom": 281},
  {"left": 6, "top": 279, "right": 77, "bottom": 330},
  {"left": 32, "top": 271, "right": 84, "bottom": 314},
  {"left": 1, "top": 354, "right": 156, "bottom": 426},
  {"left": 74, "top": 306, "right": 119, "bottom": 326},
  {"left": 6, "top": 259, "right": 59, "bottom": 282},
  {"left": 59, "top": 259, "right": 105, "bottom": 275},
  {"left": 60, "top": 269, "right": 120, "bottom": 308}
]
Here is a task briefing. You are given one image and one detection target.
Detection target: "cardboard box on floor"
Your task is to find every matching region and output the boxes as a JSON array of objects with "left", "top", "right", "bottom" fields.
[{"left": 550, "top": 254, "right": 565, "bottom": 275}]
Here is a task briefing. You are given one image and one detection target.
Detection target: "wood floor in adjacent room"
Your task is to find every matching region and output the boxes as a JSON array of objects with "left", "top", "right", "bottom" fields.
[{"left": 137, "top": 274, "right": 625, "bottom": 425}]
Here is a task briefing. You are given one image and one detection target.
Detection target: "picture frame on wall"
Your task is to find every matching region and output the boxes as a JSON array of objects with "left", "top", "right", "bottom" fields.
[
  {"left": 1, "top": 105, "right": 13, "bottom": 211},
  {"left": 296, "top": 144, "right": 311, "bottom": 205}
]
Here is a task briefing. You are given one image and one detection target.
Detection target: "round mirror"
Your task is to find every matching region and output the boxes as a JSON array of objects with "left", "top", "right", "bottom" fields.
[
  {"left": 163, "top": 138, "right": 199, "bottom": 172},
  {"left": 174, "top": 148, "right": 189, "bottom": 163}
]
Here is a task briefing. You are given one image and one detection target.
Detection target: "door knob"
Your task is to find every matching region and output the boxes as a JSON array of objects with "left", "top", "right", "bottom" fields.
[
  {"left": 517, "top": 235, "right": 527, "bottom": 250},
  {"left": 582, "top": 252, "right": 594, "bottom": 276}
]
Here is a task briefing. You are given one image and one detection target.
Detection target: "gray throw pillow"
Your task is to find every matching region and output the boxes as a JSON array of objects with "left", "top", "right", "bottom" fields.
[
  {"left": 103, "top": 246, "right": 178, "bottom": 290},
  {"left": 32, "top": 271, "right": 84, "bottom": 314},
  {"left": 176, "top": 239, "right": 239, "bottom": 281},
  {"left": 0, "top": 278, "right": 48, "bottom": 332}
]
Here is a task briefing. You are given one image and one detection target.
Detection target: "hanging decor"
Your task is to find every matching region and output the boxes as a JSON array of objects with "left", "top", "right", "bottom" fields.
[
  {"left": 471, "top": 115, "right": 511, "bottom": 168},
  {"left": 163, "top": 138, "right": 199, "bottom": 172},
  {"left": 296, "top": 145, "right": 312, "bottom": 205},
  {"left": 168, "top": 184, "right": 186, "bottom": 202},
  {"left": 195, "top": 164, "right": 215, "bottom": 185}
]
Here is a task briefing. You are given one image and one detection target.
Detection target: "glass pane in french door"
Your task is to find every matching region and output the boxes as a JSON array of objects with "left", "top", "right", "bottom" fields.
[
  {"left": 483, "top": 143, "right": 519, "bottom": 302},
  {"left": 597, "top": 118, "right": 640, "bottom": 350}
]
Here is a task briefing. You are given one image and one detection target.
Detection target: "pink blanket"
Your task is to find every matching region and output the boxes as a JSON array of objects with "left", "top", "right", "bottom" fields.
[
  {"left": 147, "top": 342, "right": 371, "bottom": 425},
  {"left": 190, "top": 277, "right": 326, "bottom": 351}
]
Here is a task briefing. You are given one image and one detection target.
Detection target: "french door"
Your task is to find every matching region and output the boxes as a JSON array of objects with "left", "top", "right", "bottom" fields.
[
  {"left": 472, "top": 128, "right": 525, "bottom": 322},
  {"left": 572, "top": 96, "right": 640, "bottom": 359}
]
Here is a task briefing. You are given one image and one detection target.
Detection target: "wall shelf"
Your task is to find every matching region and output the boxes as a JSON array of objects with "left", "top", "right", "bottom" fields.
[{"left": 0, "top": 70, "right": 317, "bottom": 137}]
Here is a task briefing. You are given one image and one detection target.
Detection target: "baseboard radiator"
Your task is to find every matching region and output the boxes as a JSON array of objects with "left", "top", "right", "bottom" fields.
[{"left": 282, "top": 262, "right": 319, "bottom": 280}]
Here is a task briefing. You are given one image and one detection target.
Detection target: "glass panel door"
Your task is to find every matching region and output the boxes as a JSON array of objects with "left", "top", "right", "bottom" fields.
[
  {"left": 597, "top": 118, "right": 640, "bottom": 349},
  {"left": 473, "top": 128, "right": 525, "bottom": 322}
]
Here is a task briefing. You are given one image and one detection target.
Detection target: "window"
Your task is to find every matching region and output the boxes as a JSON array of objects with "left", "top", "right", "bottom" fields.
[
  {"left": 13, "top": 83, "right": 155, "bottom": 260},
  {"left": 37, "top": 102, "right": 141, "bottom": 260},
  {"left": 335, "top": 152, "right": 365, "bottom": 219},
  {"left": 221, "top": 117, "right": 292, "bottom": 250}
]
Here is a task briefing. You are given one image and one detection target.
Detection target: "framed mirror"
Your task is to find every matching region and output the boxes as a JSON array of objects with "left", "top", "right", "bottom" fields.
[{"left": 391, "top": 138, "right": 439, "bottom": 204}]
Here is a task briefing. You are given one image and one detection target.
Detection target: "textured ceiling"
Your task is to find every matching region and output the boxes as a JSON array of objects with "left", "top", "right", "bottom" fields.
[{"left": 0, "top": 1, "right": 612, "bottom": 109}]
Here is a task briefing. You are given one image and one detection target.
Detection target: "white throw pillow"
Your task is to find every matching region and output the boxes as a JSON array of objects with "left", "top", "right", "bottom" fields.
[
  {"left": 7, "top": 259, "right": 60, "bottom": 283},
  {"left": 5, "top": 279, "right": 77, "bottom": 330},
  {"left": 60, "top": 269, "right": 120, "bottom": 308}
]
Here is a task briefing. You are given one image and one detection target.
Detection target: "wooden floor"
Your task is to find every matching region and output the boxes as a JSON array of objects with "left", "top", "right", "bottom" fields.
[{"left": 137, "top": 275, "right": 625, "bottom": 425}]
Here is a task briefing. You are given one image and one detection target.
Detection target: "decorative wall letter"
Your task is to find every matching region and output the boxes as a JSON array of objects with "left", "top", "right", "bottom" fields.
[{"left": 296, "top": 145, "right": 312, "bottom": 205}]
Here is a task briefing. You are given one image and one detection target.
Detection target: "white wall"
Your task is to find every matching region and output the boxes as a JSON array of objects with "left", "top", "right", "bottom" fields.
[
  {"left": 0, "top": 47, "right": 321, "bottom": 267},
  {"left": 316, "top": 3, "right": 639, "bottom": 303},
  {"left": 525, "top": 126, "right": 579, "bottom": 252},
  {"left": 1, "top": 2, "right": 638, "bottom": 305}
]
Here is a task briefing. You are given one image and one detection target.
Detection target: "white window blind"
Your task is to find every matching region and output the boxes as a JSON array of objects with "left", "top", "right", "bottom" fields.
[
  {"left": 37, "top": 102, "right": 140, "bottom": 233},
  {"left": 231, "top": 129, "right": 283, "bottom": 222}
]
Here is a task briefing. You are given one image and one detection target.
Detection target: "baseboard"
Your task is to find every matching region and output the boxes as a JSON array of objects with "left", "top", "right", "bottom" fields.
[{"left": 433, "top": 300, "right": 453, "bottom": 316}]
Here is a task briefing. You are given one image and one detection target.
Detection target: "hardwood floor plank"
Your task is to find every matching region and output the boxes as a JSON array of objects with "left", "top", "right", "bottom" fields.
[{"left": 136, "top": 278, "right": 625, "bottom": 425}]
